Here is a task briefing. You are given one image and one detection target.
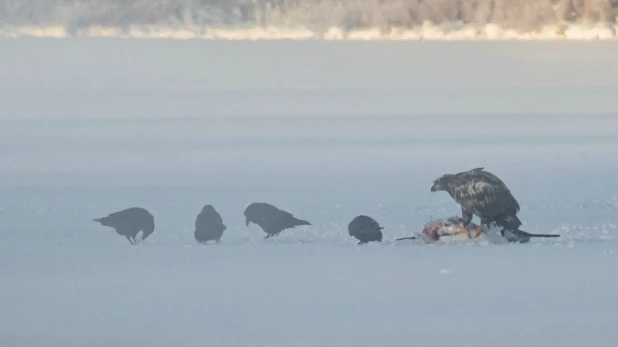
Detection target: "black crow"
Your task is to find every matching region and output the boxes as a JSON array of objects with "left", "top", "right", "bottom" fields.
[
  {"left": 194, "top": 205, "right": 227, "bottom": 244},
  {"left": 348, "top": 215, "right": 383, "bottom": 244},
  {"left": 93, "top": 207, "right": 155, "bottom": 245},
  {"left": 244, "top": 202, "right": 310, "bottom": 239}
]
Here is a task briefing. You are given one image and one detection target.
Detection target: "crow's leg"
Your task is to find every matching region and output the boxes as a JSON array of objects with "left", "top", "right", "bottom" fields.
[
  {"left": 125, "top": 235, "right": 135, "bottom": 245},
  {"left": 264, "top": 230, "right": 281, "bottom": 239}
]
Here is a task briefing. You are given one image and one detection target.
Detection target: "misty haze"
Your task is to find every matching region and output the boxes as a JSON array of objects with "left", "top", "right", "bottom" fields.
[{"left": 1, "top": 2, "right": 618, "bottom": 347}]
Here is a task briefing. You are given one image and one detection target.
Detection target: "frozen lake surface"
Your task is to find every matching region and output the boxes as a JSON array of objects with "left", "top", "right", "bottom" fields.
[{"left": 1, "top": 39, "right": 618, "bottom": 346}]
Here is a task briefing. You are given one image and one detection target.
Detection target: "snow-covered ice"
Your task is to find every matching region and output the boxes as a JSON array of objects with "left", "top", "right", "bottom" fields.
[
  {"left": 1, "top": 39, "right": 618, "bottom": 346},
  {"left": 3, "top": 242, "right": 618, "bottom": 347}
]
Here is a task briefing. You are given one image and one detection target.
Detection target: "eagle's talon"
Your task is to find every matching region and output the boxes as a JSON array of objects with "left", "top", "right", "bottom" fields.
[
  {"left": 471, "top": 225, "right": 483, "bottom": 238},
  {"left": 455, "top": 225, "right": 472, "bottom": 238}
]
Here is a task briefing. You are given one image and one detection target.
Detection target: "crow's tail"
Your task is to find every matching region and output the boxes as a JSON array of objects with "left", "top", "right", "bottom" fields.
[
  {"left": 294, "top": 218, "right": 311, "bottom": 226},
  {"left": 93, "top": 217, "right": 111, "bottom": 227}
]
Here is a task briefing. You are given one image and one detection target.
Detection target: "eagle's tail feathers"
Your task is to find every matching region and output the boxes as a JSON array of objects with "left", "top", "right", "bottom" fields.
[
  {"left": 501, "top": 228, "right": 560, "bottom": 242},
  {"left": 524, "top": 232, "right": 560, "bottom": 238},
  {"left": 515, "top": 229, "right": 560, "bottom": 238}
]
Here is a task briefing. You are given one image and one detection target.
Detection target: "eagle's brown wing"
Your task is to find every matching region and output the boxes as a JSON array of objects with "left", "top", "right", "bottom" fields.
[{"left": 450, "top": 168, "right": 520, "bottom": 216}]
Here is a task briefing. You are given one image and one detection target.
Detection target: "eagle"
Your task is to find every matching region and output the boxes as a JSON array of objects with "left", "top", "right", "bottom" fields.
[
  {"left": 430, "top": 167, "right": 521, "bottom": 238},
  {"left": 244, "top": 202, "right": 311, "bottom": 239},
  {"left": 348, "top": 215, "right": 384, "bottom": 244},
  {"left": 93, "top": 207, "right": 155, "bottom": 245},
  {"left": 194, "top": 205, "right": 227, "bottom": 244}
]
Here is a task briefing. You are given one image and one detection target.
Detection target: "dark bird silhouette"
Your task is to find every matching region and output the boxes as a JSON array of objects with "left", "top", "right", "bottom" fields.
[
  {"left": 348, "top": 215, "right": 383, "bottom": 244},
  {"left": 500, "top": 229, "right": 560, "bottom": 243},
  {"left": 431, "top": 167, "right": 522, "bottom": 238},
  {"left": 194, "top": 205, "right": 226, "bottom": 244},
  {"left": 244, "top": 202, "right": 310, "bottom": 239},
  {"left": 93, "top": 207, "right": 155, "bottom": 245}
]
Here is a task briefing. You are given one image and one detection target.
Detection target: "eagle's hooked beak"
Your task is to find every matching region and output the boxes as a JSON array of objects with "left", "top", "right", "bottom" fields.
[
  {"left": 430, "top": 183, "right": 440, "bottom": 192},
  {"left": 245, "top": 217, "right": 250, "bottom": 227}
]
